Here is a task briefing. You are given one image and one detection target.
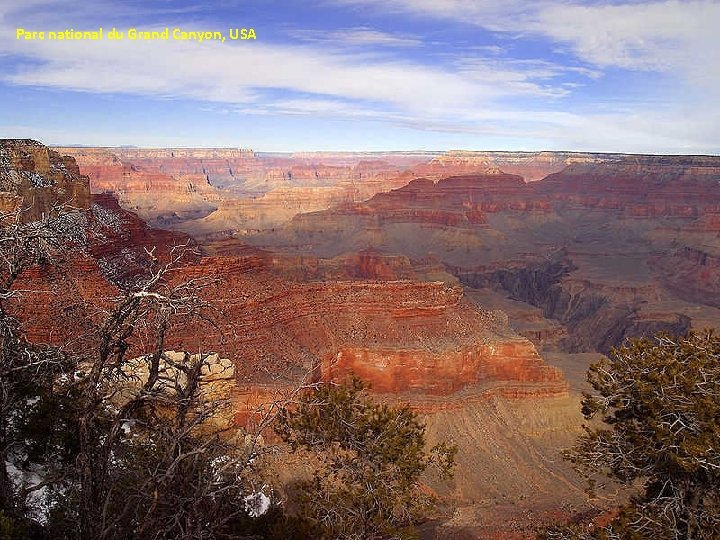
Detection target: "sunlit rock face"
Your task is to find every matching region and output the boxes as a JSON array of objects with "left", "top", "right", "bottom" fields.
[
  {"left": 159, "top": 267, "right": 568, "bottom": 401},
  {"left": 54, "top": 147, "right": 600, "bottom": 237},
  {"left": 56, "top": 147, "right": 432, "bottom": 235},
  {"left": 1, "top": 139, "right": 91, "bottom": 220}
]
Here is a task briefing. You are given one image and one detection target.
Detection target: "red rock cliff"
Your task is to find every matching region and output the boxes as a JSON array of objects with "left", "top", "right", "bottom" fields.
[{"left": 160, "top": 264, "right": 567, "bottom": 401}]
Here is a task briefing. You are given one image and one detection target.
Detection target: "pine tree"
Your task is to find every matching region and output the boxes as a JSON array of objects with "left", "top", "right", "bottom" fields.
[
  {"left": 545, "top": 331, "right": 720, "bottom": 540},
  {"left": 275, "top": 377, "right": 456, "bottom": 540}
]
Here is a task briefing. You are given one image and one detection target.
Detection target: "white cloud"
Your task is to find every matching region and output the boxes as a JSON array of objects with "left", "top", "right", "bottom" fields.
[
  {"left": 332, "top": 0, "right": 535, "bottom": 32},
  {"left": 2, "top": 38, "right": 489, "bottom": 113},
  {"left": 453, "top": 58, "right": 603, "bottom": 98},
  {"left": 0, "top": 2, "right": 587, "bottom": 116},
  {"left": 324, "top": 0, "right": 720, "bottom": 151},
  {"left": 336, "top": 0, "right": 720, "bottom": 84},
  {"left": 2, "top": 0, "right": 719, "bottom": 152},
  {"left": 535, "top": 2, "right": 720, "bottom": 81},
  {"left": 291, "top": 27, "right": 422, "bottom": 48}
]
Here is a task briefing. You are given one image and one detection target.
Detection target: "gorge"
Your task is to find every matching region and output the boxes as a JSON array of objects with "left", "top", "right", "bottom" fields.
[{"left": 4, "top": 139, "right": 720, "bottom": 538}]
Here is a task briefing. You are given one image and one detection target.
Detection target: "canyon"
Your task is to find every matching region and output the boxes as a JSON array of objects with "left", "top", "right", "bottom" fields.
[
  {"left": 55, "top": 147, "right": 610, "bottom": 238},
  {"left": 5, "top": 139, "right": 720, "bottom": 537}
]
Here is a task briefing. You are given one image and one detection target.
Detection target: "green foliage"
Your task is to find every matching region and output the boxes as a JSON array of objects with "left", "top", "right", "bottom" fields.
[
  {"left": 562, "top": 331, "right": 720, "bottom": 539},
  {"left": 275, "top": 377, "right": 456, "bottom": 540},
  {"left": 0, "top": 510, "right": 29, "bottom": 540}
]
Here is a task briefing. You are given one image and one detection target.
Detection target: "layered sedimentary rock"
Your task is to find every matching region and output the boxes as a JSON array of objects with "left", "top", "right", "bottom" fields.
[
  {"left": 244, "top": 172, "right": 552, "bottom": 267},
  {"left": 7, "top": 140, "right": 645, "bottom": 536},
  {"left": 247, "top": 154, "right": 720, "bottom": 355},
  {"left": 198, "top": 245, "right": 418, "bottom": 281},
  {"left": 88, "top": 193, "right": 195, "bottom": 284},
  {"left": 534, "top": 156, "right": 720, "bottom": 216},
  {"left": 8, "top": 253, "right": 118, "bottom": 345},
  {"left": 375, "top": 155, "right": 720, "bottom": 222},
  {"left": 56, "top": 147, "right": 428, "bottom": 235},
  {"left": 15, "top": 142, "right": 720, "bottom": 538},
  {"left": 11, "top": 244, "right": 568, "bottom": 414},
  {"left": 58, "top": 147, "right": 720, "bottom": 250},
  {"left": 177, "top": 185, "right": 359, "bottom": 237},
  {"left": 413, "top": 150, "right": 604, "bottom": 182},
  {"left": 1, "top": 139, "right": 91, "bottom": 219},
  {"left": 6, "top": 141, "right": 568, "bottom": 408},
  {"left": 341, "top": 249, "right": 416, "bottom": 280},
  {"left": 6, "top": 191, "right": 196, "bottom": 344},
  {"left": 54, "top": 147, "right": 222, "bottom": 225},
  {"left": 56, "top": 147, "right": 602, "bottom": 236},
  {"left": 371, "top": 174, "right": 551, "bottom": 215},
  {"left": 158, "top": 266, "right": 567, "bottom": 400},
  {"left": 458, "top": 251, "right": 692, "bottom": 354},
  {"left": 264, "top": 173, "right": 544, "bottom": 253}
]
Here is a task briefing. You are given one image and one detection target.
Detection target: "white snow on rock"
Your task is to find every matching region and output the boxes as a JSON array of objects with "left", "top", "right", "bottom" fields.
[{"left": 244, "top": 491, "right": 271, "bottom": 518}]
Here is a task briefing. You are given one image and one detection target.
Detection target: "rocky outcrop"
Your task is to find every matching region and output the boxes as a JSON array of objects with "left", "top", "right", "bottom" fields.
[
  {"left": 6, "top": 196, "right": 196, "bottom": 342},
  {"left": 199, "top": 247, "right": 417, "bottom": 282},
  {"left": 0, "top": 140, "right": 91, "bottom": 220},
  {"left": 313, "top": 173, "right": 548, "bottom": 233},
  {"left": 9, "top": 249, "right": 568, "bottom": 408},
  {"left": 294, "top": 155, "right": 720, "bottom": 233},
  {"left": 413, "top": 153, "right": 499, "bottom": 178},
  {"left": 651, "top": 245, "right": 720, "bottom": 308},
  {"left": 55, "top": 147, "right": 221, "bottom": 225},
  {"left": 177, "top": 185, "right": 360, "bottom": 237},
  {"left": 1, "top": 141, "right": 568, "bottom": 409},
  {"left": 413, "top": 150, "right": 605, "bottom": 182},
  {"left": 322, "top": 338, "right": 565, "bottom": 397},
  {"left": 5, "top": 141, "right": 635, "bottom": 536},
  {"left": 341, "top": 249, "right": 416, "bottom": 280},
  {"left": 158, "top": 267, "right": 567, "bottom": 401},
  {"left": 252, "top": 154, "right": 720, "bottom": 358},
  {"left": 372, "top": 155, "right": 720, "bottom": 222},
  {"left": 8, "top": 254, "right": 118, "bottom": 345}
]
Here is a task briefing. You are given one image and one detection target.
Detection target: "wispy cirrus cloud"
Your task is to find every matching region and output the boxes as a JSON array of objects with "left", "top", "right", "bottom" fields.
[
  {"left": 1, "top": 0, "right": 718, "bottom": 152},
  {"left": 0, "top": 36, "right": 498, "bottom": 111},
  {"left": 534, "top": 2, "right": 720, "bottom": 75},
  {"left": 0, "top": 0, "right": 586, "bottom": 114},
  {"left": 453, "top": 57, "right": 603, "bottom": 98},
  {"left": 335, "top": 0, "right": 720, "bottom": 82},
  {"left": 290, "top": 27, "right": 422, "bottom": 48}
]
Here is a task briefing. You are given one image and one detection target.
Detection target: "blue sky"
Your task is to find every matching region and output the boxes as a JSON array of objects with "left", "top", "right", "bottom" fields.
[{"left": 0, "top": 0, "right": 719, "bottom": 153}]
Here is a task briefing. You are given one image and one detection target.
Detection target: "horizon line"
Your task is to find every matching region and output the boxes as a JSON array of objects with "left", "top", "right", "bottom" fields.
[{"left": 43, "top": 144, "right": 720, "bottom": 158}]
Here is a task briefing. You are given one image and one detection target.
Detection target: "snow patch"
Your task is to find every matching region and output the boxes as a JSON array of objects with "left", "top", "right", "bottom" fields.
[{"left": 244, "top": 491, "right": 271, "bottom": 518}]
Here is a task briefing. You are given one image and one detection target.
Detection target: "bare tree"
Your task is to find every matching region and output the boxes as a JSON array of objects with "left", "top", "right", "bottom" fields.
[
  {"left": 0, "top": 206, "right": 79, "bottom": 527},
  {"left": 25, "top": 242, "right": 274, "bottom": 539},
  {"left": 0, "top": 202, "right": 330, "bottom": 539},
  {"left": 0, "top": 205, "right": 247, "bottom": 537}
]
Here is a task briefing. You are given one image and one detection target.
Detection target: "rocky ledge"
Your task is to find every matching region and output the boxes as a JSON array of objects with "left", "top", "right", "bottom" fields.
[{"left": 0, "top": 139, "right": 91, "bottom": 219}]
